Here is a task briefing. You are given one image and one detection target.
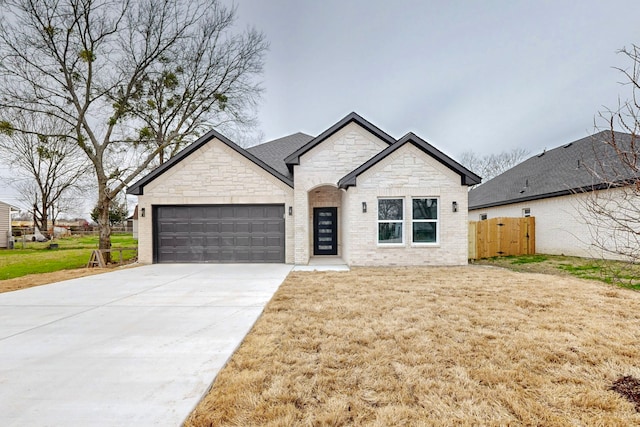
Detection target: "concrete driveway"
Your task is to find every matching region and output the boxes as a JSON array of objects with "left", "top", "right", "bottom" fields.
[{"left": 0, "top": 263, "right": 292, "bottom": 427}]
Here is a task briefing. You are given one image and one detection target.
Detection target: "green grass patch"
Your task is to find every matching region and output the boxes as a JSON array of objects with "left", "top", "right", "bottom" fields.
[
  {"left": 0, "top": 234, "right": 137, "bottom": 280},
  {"left": 508, "top": 254, "right": 548, "bottom": 265},
  {"left": 478, "top": 254, "right": 640, "bottom": 290}
]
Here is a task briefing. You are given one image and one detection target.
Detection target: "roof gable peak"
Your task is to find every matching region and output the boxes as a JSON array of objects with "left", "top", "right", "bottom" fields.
[{"left": 283, "top": 112, "right": 396, "bottom": 169}]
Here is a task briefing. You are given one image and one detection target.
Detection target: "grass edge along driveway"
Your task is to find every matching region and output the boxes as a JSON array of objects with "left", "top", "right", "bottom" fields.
[{"left": 186, "top": 266, "right": 640, "bottom": 426}]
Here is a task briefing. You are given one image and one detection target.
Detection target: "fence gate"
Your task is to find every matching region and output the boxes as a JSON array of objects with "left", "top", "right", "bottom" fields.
[{"left": 469, "top": 217, "right": 535, "bottom": 259}]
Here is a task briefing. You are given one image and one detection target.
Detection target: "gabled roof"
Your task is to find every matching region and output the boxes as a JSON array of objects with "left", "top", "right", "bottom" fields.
[
  {"left": 338, "top": 132, "right": 482, "bottom": 189},
  {"left": 0, "top": 201, "right": 20, "bottom": 211},
  {"left": 246, "top": 132, "right": 313, "bottom": 179},
  {"left": 284, "top": 112, "right": 396, "bottom": 171},
  {"left": 127, "top": 129, "right": 294, "bottom": 195},
  {"left": 468, "top": 130, "right": 638, "bottom": 210}
]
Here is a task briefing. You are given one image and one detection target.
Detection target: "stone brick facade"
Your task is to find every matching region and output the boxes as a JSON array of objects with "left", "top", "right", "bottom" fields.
[
  {"left": 292, "top": 122, "right": 389, "bottom": 264},
  {"left": 343, "top": 144, "right": 469, "bottom": 266},
  {"left": 130, "top": 114, "right": 475, "bottom": 266},
  {"left": 137, "top": 139, "right": 294, "bottom": 263}
]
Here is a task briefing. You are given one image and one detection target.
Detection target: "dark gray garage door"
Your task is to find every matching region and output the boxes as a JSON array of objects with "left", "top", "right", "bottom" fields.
[{"left": 154, "top": 205, "right": 285, "bottom": 263}]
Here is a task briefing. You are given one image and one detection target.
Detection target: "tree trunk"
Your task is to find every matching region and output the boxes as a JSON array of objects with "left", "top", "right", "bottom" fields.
[
  {"left": 40, "top": 200, "right": 49, "bottom": 238},
  {"left": 97, "top": 188, "right": 112, "bottom": 263}
]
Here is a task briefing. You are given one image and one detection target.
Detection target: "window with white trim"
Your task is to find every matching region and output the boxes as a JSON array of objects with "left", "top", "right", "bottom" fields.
[
  {"left": 523, "top": 208, "right": 531, "bottom": 217},
  {"left": 378, "top": 198, "right": 403, "bottom": 244},
  {"left": 412, "top": 198, "right": 438, "bottom": 244}
]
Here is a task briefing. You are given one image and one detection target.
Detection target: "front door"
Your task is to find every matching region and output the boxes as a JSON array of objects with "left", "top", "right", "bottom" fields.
[{"left": 313, "top": 207, "right": 338, "bottom": 255}]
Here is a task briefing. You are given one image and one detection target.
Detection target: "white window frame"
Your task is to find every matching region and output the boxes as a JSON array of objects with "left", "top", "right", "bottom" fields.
[
  {"left": 411, "top": 197, "right": 439, "bottom": 245},
  {"left": 377, "top": 198, "right": 405, "bottom": 245},
  {"left": 480, "top": 213, "right": 487, "bottom": 220},
  {"left": 523, "top": 208, "right": 531, "bottom": 217}
]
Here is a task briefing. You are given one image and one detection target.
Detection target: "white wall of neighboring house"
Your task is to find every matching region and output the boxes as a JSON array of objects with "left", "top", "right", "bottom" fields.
[
  {"left": 0, "top": 202, "right": 9, "bottom": 248},
  {"left": 469, "top": 188, "right": 635, "bottom": 260}
]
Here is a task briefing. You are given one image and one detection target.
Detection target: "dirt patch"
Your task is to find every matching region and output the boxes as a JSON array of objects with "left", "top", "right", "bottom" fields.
[
  {"left": 186, "top": 266, "right": 640, "bottom": 426},
  {"left": 612, "top": 376, "right": 640, "bottom": 412},
  {"left": 0, "top": 264, "right": 139, "bottom": 293}
]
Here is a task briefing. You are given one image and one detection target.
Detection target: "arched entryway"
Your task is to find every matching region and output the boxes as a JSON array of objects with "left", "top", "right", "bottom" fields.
[{"left": 308, "top": 185, "right": 342, "bottom": 257}]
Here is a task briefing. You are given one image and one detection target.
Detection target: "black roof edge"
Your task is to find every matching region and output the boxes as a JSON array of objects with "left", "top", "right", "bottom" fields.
[
  {"left": 284, "top": 112, "right": 396, "bottom": 171},
  {"left": 468, "top": 181, "right": 630, "bottom": 210},
  {"left": 338, "top": 132, "right": 482, "bottom": 189},
  {"left": 127, "top": 129, "right": 293, "bottom": 195}
]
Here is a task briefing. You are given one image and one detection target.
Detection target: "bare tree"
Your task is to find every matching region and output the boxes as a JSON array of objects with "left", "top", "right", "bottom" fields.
[
  {"left": 0, "top": 114, "right": 89, "bottom": 237},
  {"left": 578, "top": 45, "right": 640, "bottom": 268},
  {"left": 0, "top": 0, "right": 267, "bottom": 257},
  {"left": 459, "top": 148, "right": 530, "bottom": 184}
]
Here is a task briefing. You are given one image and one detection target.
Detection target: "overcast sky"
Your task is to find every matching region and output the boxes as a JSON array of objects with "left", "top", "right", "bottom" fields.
[
  {"left": 2, "top": 0, "right": 639, "bottom": 213},
  {"left": 229, "top": 0, "right": 640, "bottom": 159}
]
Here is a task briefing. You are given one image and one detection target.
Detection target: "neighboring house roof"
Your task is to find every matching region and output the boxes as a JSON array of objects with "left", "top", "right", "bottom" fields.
[
  {"left": 0, "top": 201, "right": 20, "bottom": 211},
  {"left": 246, "top": 132, "right": 314, "bottom": 179},
  {"left": 468, "top": 130, "right": 638, "bottom": 210},
  {"left": 284, "top": 112, "right": 396, "bottom": 171},
  {"left": 338, "top": 132, "right": 482, "bottom": 189},
  {"left": 127, "top": 129, "right": 295, "bottom": 195}
]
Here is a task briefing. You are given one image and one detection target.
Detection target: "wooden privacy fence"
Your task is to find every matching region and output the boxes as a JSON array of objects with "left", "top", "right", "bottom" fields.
[{"left": 469, "top": 217, "right": 535, "bottom": 259}]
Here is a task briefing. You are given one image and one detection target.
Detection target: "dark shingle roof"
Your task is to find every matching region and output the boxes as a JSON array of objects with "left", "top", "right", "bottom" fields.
[
  {"left": 246, "top": 132, "right": 314, "bottom": 179},
  {"left": 338, "top": 132, "right": 481, "bottom": 189},
  {"left": 468, "top": 130, "right": 638, "bottom": 210}
]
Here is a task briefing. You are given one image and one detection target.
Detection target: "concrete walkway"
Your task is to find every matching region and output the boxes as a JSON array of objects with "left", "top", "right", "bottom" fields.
[{"left": 0, "top": 264, "right": 292, "bottom": 427}]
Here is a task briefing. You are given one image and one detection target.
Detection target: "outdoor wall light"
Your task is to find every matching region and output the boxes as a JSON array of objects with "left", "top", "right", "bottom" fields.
[
  {"left": 288, "top": 206, "right": 293, "bottom": 216},
  {"left": 141, "top": 207, "right": 145, "bottom": 217},
  {"left": 452, "top": 201, "right": 458, "bottom": 213},
  {"left": 362, "top": 202, "right": 367, "bottom": 213}
]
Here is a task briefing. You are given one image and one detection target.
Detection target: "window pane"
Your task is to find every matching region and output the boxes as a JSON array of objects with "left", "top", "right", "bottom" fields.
[
  {"left": 413, "top": 199, "right": 437, "bottom": 220},
  {"left": 378, "top": 199, "right": 403, "bottom": 220},
  {"left": 413, "top": 222, "right": 436, "bottom": 243},
  {"left": 378, "top": 222, "right": 403, "bottom": 243}
]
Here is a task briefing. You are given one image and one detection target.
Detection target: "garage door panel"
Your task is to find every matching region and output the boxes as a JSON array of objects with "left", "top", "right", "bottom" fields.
[
  {"left": 220, "top": 207, "right": 234, "bottom": 218},
  {"left": 266, "top": 236, "right": 282, "bottom": 246},
  {"left": 204, "top": 236, "right": 221, "bottom": 246},
  {"left": 204, "top": 222, "right": 220, "bottom": 233},
  {"left": 235, "top": 221, "right": 250, "bottom": 233},
  {"left": 220, "top": 222, "right": 234, "bottom": 233},
  {"left": 265, "top": 221, "right": 283, "bottom": 233},
  {"left": 251, "top": 236, "right": 265, "bottom": 246},
  {"left": 236, "top": 236, "right": 250, "bottom": 247}
]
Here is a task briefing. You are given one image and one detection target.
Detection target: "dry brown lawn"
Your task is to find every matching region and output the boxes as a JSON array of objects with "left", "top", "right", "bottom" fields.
[
  {"left": 0, "top": 268, "right": 111, "bottom": 293},
  {"left": 186, "top": 266, "right": 640, "bottom": 426},
  {"left": 0, "top": 264, "right": 139, "bottom": 293}
]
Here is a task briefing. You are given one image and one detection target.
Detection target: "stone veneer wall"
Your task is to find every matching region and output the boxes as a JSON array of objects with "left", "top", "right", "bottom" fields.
[
  {"left": 293, "top": 122, "right": 389, "bottom": 264},
  {"left": 343, "top": 144, "right": 469, "bottom": 266},
  {"left": 137, "top": 139, "right": 294, "bottom": 263}
]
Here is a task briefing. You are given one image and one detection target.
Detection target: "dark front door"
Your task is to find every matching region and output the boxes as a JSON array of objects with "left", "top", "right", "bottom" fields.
[{"left": 313, "top": 207, "right": 338, "bottom": 255}]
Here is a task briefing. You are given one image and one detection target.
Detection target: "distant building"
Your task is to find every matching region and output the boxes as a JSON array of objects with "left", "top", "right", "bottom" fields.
[{"left": 469, "top": 131, "right": 638, "bottom": 259}]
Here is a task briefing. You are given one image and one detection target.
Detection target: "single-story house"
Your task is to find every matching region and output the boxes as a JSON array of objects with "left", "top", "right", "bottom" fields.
[
  {"left": 468, "top": 130, "right": 638, "bottom": 259},
  {"left": 0, "top": 201, "right": 19, "bottom": 248},
  {"left": 128, "top": 112, "right": 481, "bottom": 266}
]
